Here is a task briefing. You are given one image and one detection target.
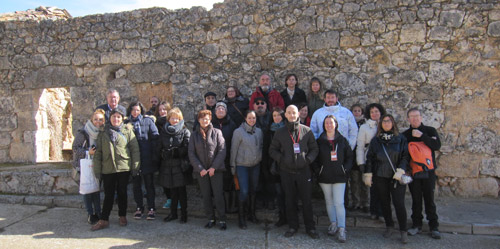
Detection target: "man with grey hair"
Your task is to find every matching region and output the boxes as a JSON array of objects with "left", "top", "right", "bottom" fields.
[
  {"left": 249, "top": 73, "right": 284, "bottom": 111},
  {"left": 269, "top": 105, "right": 319, "bottom": 239},
  {"left": 96, "top": 89, "right": 127, "bottom": 123}
]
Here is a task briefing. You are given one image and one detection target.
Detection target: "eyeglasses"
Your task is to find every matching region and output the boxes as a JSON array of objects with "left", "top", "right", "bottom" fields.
[
  {"left": 255, "top": 102, "right": 266, "bottom": 105},
  {"left": 382, "top": 119, "right": 392, "bottom": 123}
]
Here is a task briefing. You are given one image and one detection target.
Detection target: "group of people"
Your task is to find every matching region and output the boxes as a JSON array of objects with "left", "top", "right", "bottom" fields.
[{"left": 72, "top": 73, "right": 442, "bottom": 245}]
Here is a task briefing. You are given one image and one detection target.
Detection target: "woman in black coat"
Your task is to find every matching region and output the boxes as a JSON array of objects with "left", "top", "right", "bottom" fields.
[
  {"left": 156, "top": 107, "right": 191, "bottom": 223},
  {"left": 280, "top": 74, "right": 307, "bottom": 108},
  {"left": 364, "top": 114, "right": 409, "bottom": 244},
  {"left": 126, "top": 101, "right": 159, "bottom": 220},
  {"left": 223, "top": 86, "right": 249, "bottom": 127}
]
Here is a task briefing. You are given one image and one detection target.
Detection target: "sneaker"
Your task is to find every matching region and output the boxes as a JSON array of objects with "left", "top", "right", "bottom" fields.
[
  {"left": 408, "top": 227, "right": 421, "bottom": 236},
  {"left": 163, "top": 199, "right": 172, "bottom": 209},
  {"left": 431, "top": 230, "right": 441, "bottom": 239},
  {"left": 134, "top": 208, "right": 143, "bottom": 220},
  {"left": 337, "top": 227, "right": 346, "bottom": 243},
  {"left": 327, "top": 222, "right": 338, "bottom": 236},
  {"left": 146, "top": 209, "right": 155, "bottom": 220}
]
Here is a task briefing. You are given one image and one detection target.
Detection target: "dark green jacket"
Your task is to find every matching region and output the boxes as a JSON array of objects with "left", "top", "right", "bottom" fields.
[{"left": 93, "top": 124, "right": 140, "bottom": 177}]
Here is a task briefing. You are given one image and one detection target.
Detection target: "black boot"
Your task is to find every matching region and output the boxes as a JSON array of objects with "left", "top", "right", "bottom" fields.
[
  {"left": 274, "top": 210, "right": 287, "bottom": 227},
  {"left": 180, "top": 208, "right": 187, "bottom": 224},
  {"left": 238, "top": 200, "right": 247, "bottom": 229},
  {"left": 248, "top": 194, "right": 260, "bottom": 224},
  {"left": 229, "top": 190, "right": 238, "bottom": 213},
  {"left": 224, "top": 192, "right": 237, "bottom": 214}
]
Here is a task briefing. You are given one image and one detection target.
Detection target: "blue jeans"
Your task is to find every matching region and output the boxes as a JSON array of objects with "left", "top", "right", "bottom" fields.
[
  {"left": 236, "top": 165, "right": 260, "bottom": 201},
  {"left": 83, "top": 191, "right": 101, "bottom": 216},
  {"left": 319, "top": 183, "right": 346, "bottom": 228}
]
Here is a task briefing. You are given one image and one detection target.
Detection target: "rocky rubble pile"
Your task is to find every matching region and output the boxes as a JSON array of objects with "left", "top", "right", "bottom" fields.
[{"left": 0, "top": 6, "right": 72, "bottom": 22}]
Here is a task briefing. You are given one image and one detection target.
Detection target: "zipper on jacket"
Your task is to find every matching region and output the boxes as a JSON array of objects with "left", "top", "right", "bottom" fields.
[
  {"left": 319, "top": 165, "right": 324, "bottom": 175},
  {"left": 341, "top": 165, "right": 346, "bottom": 175}
]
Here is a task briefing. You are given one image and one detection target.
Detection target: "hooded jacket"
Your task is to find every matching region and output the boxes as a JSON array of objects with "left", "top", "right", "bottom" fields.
[
  {"left": 310, "top": 102, "right": 358, "bottom": 150},
  {"left": 269, "top": 120, "right": 319, "bottom": 173}
]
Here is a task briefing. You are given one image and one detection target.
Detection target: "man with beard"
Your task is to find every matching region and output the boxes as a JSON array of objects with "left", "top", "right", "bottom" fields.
[
  {"left": 146, "top": 96, "right": 159, "bottom": 115},
  {"left": 269, "top": 105, "right": 320, "bottom": 239},
  {"left": 249, "top": 73, "right": 285, "bottom": 111}
]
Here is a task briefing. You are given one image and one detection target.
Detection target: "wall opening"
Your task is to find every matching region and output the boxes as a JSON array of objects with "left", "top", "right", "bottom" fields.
[{"left": 35, "top": 87, "right": 73, "bottom": 162}]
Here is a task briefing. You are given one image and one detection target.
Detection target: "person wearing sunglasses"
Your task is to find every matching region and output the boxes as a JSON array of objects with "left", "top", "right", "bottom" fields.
[{"left": 249, "top": 73, "right": 285, "bottom": 111}]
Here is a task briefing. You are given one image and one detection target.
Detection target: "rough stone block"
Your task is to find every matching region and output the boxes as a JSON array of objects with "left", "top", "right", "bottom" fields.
[
  {"left": 293, "top": 17, "right": 316, "bottom": 34},
  {"left": 480, "top": 158, "right": 500, "bottom": 178},
  {"left": 0, "top": 114, "right": 17, "bottom": 132},
  {"left": 231, "top": 25, "right": 249, "bottom": 38},
  {"left": 0, "top": 195, "right": 24, "bottom": 204},
  {"left": 487, "top": 21, "right": 500, "bottom": 37},
  {"left": 306, "top": 31, "right": 340, "bottom": 50},
  {"left": 9, "top": 142, "right": 35, "bottom": 163},
  {"left": 212, "top": 26, "right": 231, "bottom": 40},
  {"left": 428, "top": 62, "right": 454, "bottom": 85},
  {"left": 473, "top": 224, "right": 500, "bottom": 235},
  {"left": 54, "top": 176, "right": 79, "bottom": 194},
  {"left": 0, "top": 97, "right": 15, "bottom": 113},
  {"left": 437, "top": 153, "right": 479, "bottom": 178},
  {"left": 454, "top": 178, "right": 499, "bottom": 198},
  {"left": 400, "top": 23, "right": 426, "bottom": 43},
  {"left": 429, "top": 26, "right": 451, "bottom": 41},
  {"left": 439, "top": 10, "right": 464, "bottom": 28},
  {"left": 285, "top": 36, "right": 305, "bottom": 51},
  {"left": 0, "top": 132, "right": 11, "bottom": 147},
  {"left": 201, "top": 44, "right": 219, "bottom": 59},
  {"left": 53, "top": 196, "right": 84, "bottom": 208},
  {"left": 23, "top": 66, "right": 81, "bottom": 89},
  {"left": 24, "top": 196, "right": 54, "bottom": 206},
  {"left": 0, "top": 149, "right": 8, "bottom": 162},
  {"left": 0, "top": 56, "right": 12, "bottom": 70},
  {"left": 127, "top": 62, "right": 172, "bottom": 83}
]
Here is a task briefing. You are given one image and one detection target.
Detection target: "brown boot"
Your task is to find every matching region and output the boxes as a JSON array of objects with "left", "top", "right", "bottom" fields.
[
  {"left": 91, "top": 220, "right": 109, "bottom": 231},
  {"left": 119, "top": 216, "right": 128, "bottom": 226}
]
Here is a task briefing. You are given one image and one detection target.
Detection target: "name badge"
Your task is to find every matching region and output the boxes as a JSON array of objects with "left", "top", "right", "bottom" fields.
[
  {"left": 331, "top": 151, "right": 337, "bottom": 161},
  {"left": 293, "top": 143, "right": 300, "bottom": 154}
]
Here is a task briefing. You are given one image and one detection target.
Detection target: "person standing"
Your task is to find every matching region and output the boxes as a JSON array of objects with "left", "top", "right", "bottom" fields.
[
  {"left": 268, "top": 107, "right": 286, "bottom": 227},
  {"left": 280, "top": 74, "right": 307, "bottom": 108},
  {"left": 72, "top": 109, "right": 105, "bottom": 225},
  {"left": 249, "top": 73, "right": 284, "bottom": 111},
  {"left": 403, "top": 108, "right": 442, "bottom": 239},
  {"left": 91, "top": 108, "right": 140, "bottom": 231},
  {"left": 146, "top": 96, "right": 159, "bottom": 115},
  {"left": 269, "top": 105, "right": 320, "bottom": 239},
  {"left": 363, "top": 114, "right": 409, "bottom": 244},
  {"left": 157, "top": 107, "right": 191, "bottom": 224},
  {"left": 313, "top": 115, "right": 353, "bottom": 243},
  {"left": 223, "top": 86, "right": 249, "bottom": 127},
  {"left": 356, "top": 103, "right": 386, "bottom": 218},
  {"left": 125, "top": 102, "right": 159, "bottom": 220},
  {"left": 307, "top": 77, "right": 324, "bottom": 117},
  {"left": 188, "top": 110, "right": 227, "bottom": 230},
  {"left": 231, "top": 110, "right": 263, "bottom": 229},
  {"left": 310, "top": 90, "right": 358, "bottom": 150},
  {"left": 96, "top": 89, "right": 127, "bottom": 123}
]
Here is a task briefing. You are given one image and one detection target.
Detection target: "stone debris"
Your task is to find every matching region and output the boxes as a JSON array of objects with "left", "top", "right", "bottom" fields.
[{"left": 0, "top": 6, "right": 72, "bottom": 22}]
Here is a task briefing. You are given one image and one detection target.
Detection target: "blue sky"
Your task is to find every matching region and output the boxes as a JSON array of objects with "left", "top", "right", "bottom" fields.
[{"left": 1, "top": 0, "right": 221, "bottom": 17}]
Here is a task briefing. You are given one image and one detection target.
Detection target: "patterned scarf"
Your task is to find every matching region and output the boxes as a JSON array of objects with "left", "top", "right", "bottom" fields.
[{"left": 107, "top": 123, "right": 124, "bottom": 145}]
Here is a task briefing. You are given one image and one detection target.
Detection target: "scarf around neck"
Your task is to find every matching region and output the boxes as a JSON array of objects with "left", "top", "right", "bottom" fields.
[
  {"left": 107, "top": 123, "right": 124, "bottom": 145},
  {"left": 84, "top": 120, "right": 101, "bottom": 147}
]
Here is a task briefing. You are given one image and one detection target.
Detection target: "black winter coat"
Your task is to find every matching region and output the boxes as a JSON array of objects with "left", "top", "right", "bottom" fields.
[
  {"left": 212, "top": 115, "right": 237, "bottom": 170},
  {"left": 402, "top": 123, "right": 441, "bottom": 171},
  {"left": 155, "top": 121, "right": 191, "bottom": 188},
  {"left": 269, "top": 121, "right": 319, "bottom": 173},
  {"left": 188, "top": 123, "right": 227, "bottom": 172},
  {"left": 224, "top": 96, "right": 249, "bottom": 127},
  {"left": 125, "top": 115, "right": 159, "bottom": 175},
  {"left": 313, "top": 132, "right": 354, "bottom": 184},
  {"left": 365, "top": 134, "right": 409, "bottom": 178},
  {"left": 280, "top": 87, "right": 307, "bottom": 108}
]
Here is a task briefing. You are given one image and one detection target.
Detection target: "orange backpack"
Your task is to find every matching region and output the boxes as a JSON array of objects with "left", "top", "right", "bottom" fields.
[{"left": 408, "top": 141, "right": 434, "bottom": 176}]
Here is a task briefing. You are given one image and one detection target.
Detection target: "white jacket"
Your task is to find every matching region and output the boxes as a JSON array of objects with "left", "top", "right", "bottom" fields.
[
  {"left": 356, "top": 119, "right": 378, "bottom": 165},
  {"left": 310, "top": 103, "right": 358, "bottom": 150}
]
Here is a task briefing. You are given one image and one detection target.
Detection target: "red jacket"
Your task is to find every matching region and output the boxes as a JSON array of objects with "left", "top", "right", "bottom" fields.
[{"left": 249, "top": 87, "right": 285, "bottom": 111}]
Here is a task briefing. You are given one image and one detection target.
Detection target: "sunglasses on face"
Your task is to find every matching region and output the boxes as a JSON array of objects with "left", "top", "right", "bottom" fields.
[{"left": 256, "top": 102, "right": 266, "bottom": 105}]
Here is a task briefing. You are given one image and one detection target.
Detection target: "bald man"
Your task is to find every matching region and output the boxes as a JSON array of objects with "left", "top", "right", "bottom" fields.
[{"left": 269, "top": 105, "right": 319, "bottom": 239}]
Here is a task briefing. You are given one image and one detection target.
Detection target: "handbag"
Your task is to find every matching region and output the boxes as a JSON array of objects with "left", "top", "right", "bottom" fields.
[
  {"left": 381, "top": 144, "right": 412, "bottom": 185},
  {"left": 79, "top": 151, "right": 100, "bottom": 194}
]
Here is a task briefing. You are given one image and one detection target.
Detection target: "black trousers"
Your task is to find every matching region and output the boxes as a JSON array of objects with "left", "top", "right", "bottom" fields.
[
  {"left": 132, "top": 173, "right": 156, "bottom": 210},
  {"left": 373, "top": 176, "right": 407, "bottom": 231},
  {"left": 280, "top": 168, "right": 315, "bottom": 231},
  {"left": 101, "top": 171, "right": 130, "bottom": 220},
  {"left": 370, "top": 184, "right": 383, "bottom": 216},
  {"left": 409, "top": 171, "right": 439, "bottom": 230},
  {"left": 170, "top": 186, "right": 187, "bottom": 216},
  {"left": 197, "top": 172, "right": 226, "bottom": 221}
]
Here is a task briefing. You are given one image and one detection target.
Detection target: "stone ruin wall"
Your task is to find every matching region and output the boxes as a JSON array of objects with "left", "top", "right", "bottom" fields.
[{"left": 0, "top": 0, "right": 499, "bottom": 197}]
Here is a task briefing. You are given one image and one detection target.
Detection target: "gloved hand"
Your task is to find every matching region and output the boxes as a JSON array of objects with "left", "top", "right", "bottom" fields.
[
  {"left": 393, "top": 168, "right": 405, "bottom": 181},
  {"left": 363, "top": 173, "right": 373, "bottom": 187}
]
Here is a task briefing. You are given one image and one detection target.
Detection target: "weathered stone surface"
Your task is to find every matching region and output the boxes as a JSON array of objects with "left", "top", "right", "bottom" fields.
[
  {"left": 0, "top": 132, "right": 11, "bottom": 147},
  {"left": 306, "top": 31, "right": 339, "bottom": 50},
  {"left": 0, "top": 115, "right": 17, "bottom": 132},
  {"left": 487, "top": 21, "right": 500, "bottom": 37},
  {"left": 454, "top": 178, "right": 499, "bottom": 198},
  {"left": 200, "top": 43, "right": 219, "bottom": 59},
  {"left": 400, "top": 23, "right": 426, "bottom": 43},
  {"left": 9, "top": 142, "right": 34, "bottom": 163},
  {"left": 437, "top": 153, "right": 480, "bottom": 178},
  {"left": 440, "top": 10, "right": 465, "bottom": 28},
  {"left": 23, "top": 66, "right": 81, "bottom": 88},
  {"left": 428, "top": 62, "right": 454, "bottom": 85},
  {"left": 429, "top": 26, "right": 451, "bottom": 41},
  {"left": 465, "top": 126, "right": 500, "bottom": 156},
  {"left": 127, "top": 62, "right": 172, "bottom": 83},
  {"left": 480, "top": 158, "right": 500, "bottom": 178},
  {"left": 231, "top": 25, "right": 249, "bottom": 38},
  {"left": 0, "top": 57, "right": 12, "bottom": 69}
]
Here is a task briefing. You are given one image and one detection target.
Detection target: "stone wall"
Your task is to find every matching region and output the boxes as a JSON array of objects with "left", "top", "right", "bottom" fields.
[{"left": 0, "top": 0, "right": 499, "bottom": 197}]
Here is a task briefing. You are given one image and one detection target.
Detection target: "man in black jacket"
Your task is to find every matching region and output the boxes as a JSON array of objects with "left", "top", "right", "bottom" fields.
[
  {"left": 269, "top": 105, "right": 320, "bottom": 239},
  {"left": 403, "top": 108, "right": 441, "bottom": 239}
]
